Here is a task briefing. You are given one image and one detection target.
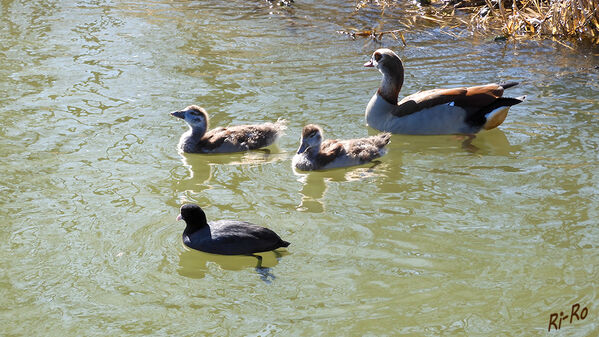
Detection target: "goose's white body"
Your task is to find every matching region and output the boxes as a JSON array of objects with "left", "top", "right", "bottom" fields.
[
  {"left": 363, "top": 49, "right": 525, "bottom": 135},
  {"left": 366, "top": 93, "right": 475, "bottom": 135}
]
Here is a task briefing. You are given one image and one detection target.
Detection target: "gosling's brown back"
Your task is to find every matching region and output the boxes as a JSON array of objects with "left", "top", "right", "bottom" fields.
[{"left": 200, "top": 120, "right": 287, "bottom": 152}]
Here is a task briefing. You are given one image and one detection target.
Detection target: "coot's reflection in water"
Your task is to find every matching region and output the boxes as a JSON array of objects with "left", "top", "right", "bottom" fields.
[{"left": 177, "top": 246, "right": 289, "bottom": 283}]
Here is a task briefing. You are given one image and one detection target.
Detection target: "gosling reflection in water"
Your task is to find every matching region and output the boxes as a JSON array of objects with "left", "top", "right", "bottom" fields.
[
  {"left": 176, "top": 148, "right": 287, "bottom": 183},
  {"left": 295, "top": 173, "right": 327, "bottom": 213},
  {"left": 294, "top": 165, "right": 389, "bottom": 213}
]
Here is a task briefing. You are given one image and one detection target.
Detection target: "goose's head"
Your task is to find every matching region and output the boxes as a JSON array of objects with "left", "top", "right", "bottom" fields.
[
  {"left": 364, "top": 49, "right": 405, "bottom": 104},
  {"left": 297, "top": 124, "right": 323, "bottom": 154},
  {"left": 364, "top": 48, "right": 404, "bottom": 77},
  {"left": 170, "top": 105, "right": 209, "bottom": 132}
]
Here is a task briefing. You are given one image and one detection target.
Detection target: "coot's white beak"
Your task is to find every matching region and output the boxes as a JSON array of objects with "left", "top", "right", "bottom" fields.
[{"left": 176, "top": 214, "right": 182, "bottom": 221}]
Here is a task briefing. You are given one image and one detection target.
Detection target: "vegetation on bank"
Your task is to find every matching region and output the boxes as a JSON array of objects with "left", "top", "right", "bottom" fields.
[{"left": 349, "top": 0, "right": 599, "bottom": 46}]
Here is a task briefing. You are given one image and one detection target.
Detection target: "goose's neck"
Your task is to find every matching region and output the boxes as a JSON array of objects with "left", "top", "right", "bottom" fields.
[{"left": 378, "top": 65, "right": 404, "bottom": 105}]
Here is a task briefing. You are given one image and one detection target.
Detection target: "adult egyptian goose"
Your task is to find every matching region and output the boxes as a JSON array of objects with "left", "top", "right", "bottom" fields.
[
  {"left": 364, "top": 49, "right": 525, "bottom": 135},
  {"left": 292, "top": 124, "right": 391, "bottom": 171},
  {"left": 177, "top": 204, "right": 290, "bottom": 255},
  {"left": 170, "top": 105, "right": 287, "bottom": 153}
]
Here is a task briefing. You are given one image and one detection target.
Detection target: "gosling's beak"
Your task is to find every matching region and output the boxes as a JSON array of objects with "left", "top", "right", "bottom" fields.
[
  {"left": 297, "top": 142, "right": 309, "bottom": 154},
  {"left": 170, "top": 110, "right": 186, "bottom": 119},
  {"left": 176, "top": 214, "right": 182, "bottom": 221},
  {"left": 363, "top": 59, "right": 374, "bottom": 67}
]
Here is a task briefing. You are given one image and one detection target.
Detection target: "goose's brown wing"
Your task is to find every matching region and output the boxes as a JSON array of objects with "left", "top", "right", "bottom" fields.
[{"left": 394, "top": 83, "right": 507, "bottom": 117}]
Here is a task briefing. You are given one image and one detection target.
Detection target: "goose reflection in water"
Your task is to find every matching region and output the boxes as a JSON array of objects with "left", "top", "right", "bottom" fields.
[
  {"left": 386, "top": 127, "right": 516, "bottom": 156},
  {"left": 448, "top": 127, "right": 517, "bottom": 154}
]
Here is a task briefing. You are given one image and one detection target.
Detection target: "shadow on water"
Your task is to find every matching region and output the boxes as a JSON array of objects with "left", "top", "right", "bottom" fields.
[{"left": 177, "top": 246, "right": 289, "bottom": 283}]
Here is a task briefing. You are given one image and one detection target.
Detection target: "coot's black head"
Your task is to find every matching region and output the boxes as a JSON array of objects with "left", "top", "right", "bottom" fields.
[{"left": 177, "top": 203, "right": 208, "bottom": 233}]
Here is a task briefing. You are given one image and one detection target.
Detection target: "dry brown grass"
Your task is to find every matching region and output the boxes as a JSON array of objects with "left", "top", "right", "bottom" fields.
[{"left": 348, "top": 0, "right": 599, "bottom": 45}]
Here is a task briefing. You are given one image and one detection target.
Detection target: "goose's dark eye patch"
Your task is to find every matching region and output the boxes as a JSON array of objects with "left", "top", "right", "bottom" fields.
[{"left": 374, "top": 52, "right": 382, "bottom": 62}]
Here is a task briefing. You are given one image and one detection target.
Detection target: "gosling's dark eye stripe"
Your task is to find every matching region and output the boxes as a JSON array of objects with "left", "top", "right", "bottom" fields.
[{"left": 374, "top": 53, "right": 381, "bottom": 62}]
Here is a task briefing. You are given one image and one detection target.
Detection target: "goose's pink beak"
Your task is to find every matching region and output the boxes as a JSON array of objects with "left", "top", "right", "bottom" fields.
[
  {"left": 364, "top": 60, "right": 374, "bottom": 67},
  {"left": 176, "top": 214, "right": 182, "bottom": 221}
]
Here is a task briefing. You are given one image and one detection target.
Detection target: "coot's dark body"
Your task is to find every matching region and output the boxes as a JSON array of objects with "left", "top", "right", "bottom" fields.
[{"left": 177, "top": 204, "right": 289, "bottom": 255}]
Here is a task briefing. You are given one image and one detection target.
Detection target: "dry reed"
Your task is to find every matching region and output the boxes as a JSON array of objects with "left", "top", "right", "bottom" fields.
[{"left": 348, "top": 0, "right": 599, "bottom": 45}]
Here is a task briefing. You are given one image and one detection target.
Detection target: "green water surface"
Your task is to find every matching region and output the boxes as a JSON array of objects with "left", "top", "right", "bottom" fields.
[{"left": 1, "top": 0, "right": 598, "bottom": 336}]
